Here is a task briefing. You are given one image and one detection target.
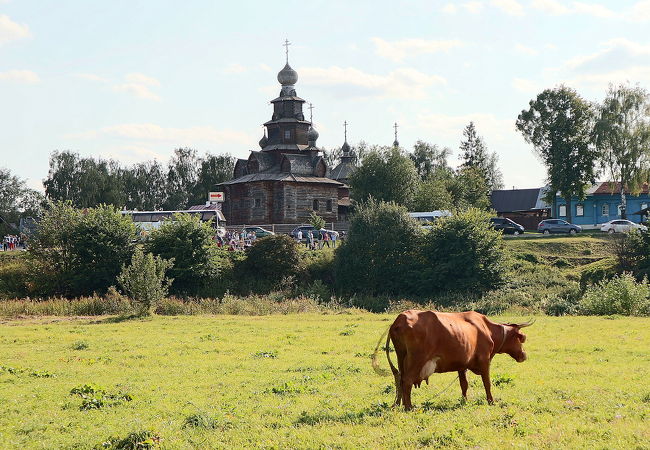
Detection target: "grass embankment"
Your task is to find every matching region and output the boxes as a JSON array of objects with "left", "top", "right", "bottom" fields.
[{"left": 1, "top": 314, "right": 648, "bottom": 448}]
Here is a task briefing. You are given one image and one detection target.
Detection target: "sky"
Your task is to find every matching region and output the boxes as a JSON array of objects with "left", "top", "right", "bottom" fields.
[{"left": 2, "top": 0, "right": 650, "bottom": 192}]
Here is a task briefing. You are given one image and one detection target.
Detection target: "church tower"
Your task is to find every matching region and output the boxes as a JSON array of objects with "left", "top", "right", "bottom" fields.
[{"left": 218, "top": 41, "right": 342, "bottom": 226}]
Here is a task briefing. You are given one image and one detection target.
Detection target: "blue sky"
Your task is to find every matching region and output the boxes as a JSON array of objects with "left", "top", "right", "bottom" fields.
[{"left": 2, "top": 0, "right": 650, "bottom": 191}]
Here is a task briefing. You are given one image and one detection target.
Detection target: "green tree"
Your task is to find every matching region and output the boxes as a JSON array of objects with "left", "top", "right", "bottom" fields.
[
  {"left": 29, "top": 203, "right": 137, "bottom": 296},
  {"left": 451, "top": 166, "right": 492, "bottom": 210},
  {"left": 418, "top": 208, "right": 507, "bottom": 294},
  {"left": 349, "top": 147, "right": 420, "bottom": 207},
  {"left": 123, "top": 160, "right": 167, "bottom": 211},
  {"left": 459, "top": 122, "right": 504, "bottom": 191},
  {"left": 309, "top": 211, "right": 326, "bottom": 230},
  {"left": 0, "top": 167, "right": 45, "bottom": 235},
  {"left": 190, "top": 153, "right": 236, "bottom": 206},
  {"left": 144, "top": 213, "right": 217, "bottom": 294},
  {"left": 334, "top": 199, "right": 422, "bottom": 295},
  {"left": 594, "top": 84, "right": 650, "bottom": 219},
  {"left": 118, "top": 248, "right": 173, "bottom": 315},
  {"left": 516, "top": 86, "right": 598, "bottom": 223},
  {"left": 164, "top": 148, "right": 199, "bottom": 210},
  {"left": 410, "top": 140, "right": 452, "bottom": 180},
  {"left": 410, "top": 175, "right": 453, "bottom": 212}
]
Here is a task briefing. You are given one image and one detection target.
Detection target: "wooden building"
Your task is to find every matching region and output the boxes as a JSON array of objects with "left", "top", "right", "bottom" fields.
[{"left": 219, "top": 55, "right": 343, "bottom": 225}]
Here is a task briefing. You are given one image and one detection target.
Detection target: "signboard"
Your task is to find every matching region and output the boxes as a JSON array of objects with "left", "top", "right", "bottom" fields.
[{"left": 208, "top": 192, "right": 225, "bottom": 203}]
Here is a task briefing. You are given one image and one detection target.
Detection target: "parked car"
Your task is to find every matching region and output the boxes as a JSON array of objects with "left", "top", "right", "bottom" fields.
[
  {"left": 490, "top": 217, "right": 525, "bottom": 235},
  {"left": 537, "top": 219, "right": 582, "bottom": 235},
  {"left": 600, "top": 219, "right": 648, "bottom": 234},
  {"left": 242, "top": 226, "right": 275, "bottom": 238},
  {"left": 290, "top": 225, "right": 339, "bottom": 240}
]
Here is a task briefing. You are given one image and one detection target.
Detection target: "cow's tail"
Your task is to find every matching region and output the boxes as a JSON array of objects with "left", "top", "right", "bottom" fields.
[{"left": 372, "top": 326, "right": 398, "bottom": 378}]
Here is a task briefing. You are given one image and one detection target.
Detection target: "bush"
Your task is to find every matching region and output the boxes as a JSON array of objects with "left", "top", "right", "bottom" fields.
[
  {"left": 117, "top": 248, "right": 173, "bottom": 315},
  {"left": 28, "top": 202, "right": 137, "bottom": 297},
  {"left": 614, "top": 230, "right": 650, "bottom": 279},
  {"left": 418, "top": 208, "right": 508, "bottom": 294},
  {"left": 579, "top": 258, "right": 619, "bottom": 288},
  {"left": 237, "top": 235, "right": 302, "bottom": 293},
  {"left": 144, "top": 213, "right": 218, "bottom": 295},
  {"left": 0, "top": 256, "right": 29, "bottom": 298},
  {"left": 334, "top": 199, "right": 422, "bottom": 296},
  {"left": 578, "top": 273, "right": 650, "bottom": 316}
]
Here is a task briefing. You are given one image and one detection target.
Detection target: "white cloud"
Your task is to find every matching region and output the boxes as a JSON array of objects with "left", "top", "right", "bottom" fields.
[
  {"left": 571, "top": 2, "right": 617, "bottom": 19},
  {"left": 113, "top": 83, "right": 161, "bottom": 101},
  {"left": 627, "top": 0, "right": 650, "bottom": 22},
  {"left": 125, "top": 72, "right": 160, "bottom": 87},
  {"left": 258, "top": 63, "right": 272, "bottom": 72},
  {"left": 372, "top": 37, "right": 463, "bottom": 62},
  {"left": 299, "top": 66, "right": 446, "bottom": 99},
  {"left": 0, "top": 69, "right": 39, "bottom": 83},
  {"left": 512, "top": 77, "right": 539, "bottom": 93},
  {"left": 0, "top": 14, "right": 30, "bottom": 46},
  {"left": 514, "top": 43, "right": 538, "bottom": 56},
  {"left": 222, "top": 63, "right": 247, "bottom": 74},
  {"left": 462, "top": 1, "right": 485, "bottom": 14},
  {"left": 566, "top": 38, "right": 650, "bottom": 73},
  {"left": 67, "top": 123, "right": 252, "bottom": 147},
  {"left": 441, "top": 3, "right": 458, "bottom": 13},
  {"left": 491, "top": 0, "right": 524, "bottom": 16}
]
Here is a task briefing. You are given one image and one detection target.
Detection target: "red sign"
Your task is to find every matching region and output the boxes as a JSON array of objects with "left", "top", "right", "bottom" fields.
[{"left": 208, "top": 192, "right": 225, "bottom": 202}]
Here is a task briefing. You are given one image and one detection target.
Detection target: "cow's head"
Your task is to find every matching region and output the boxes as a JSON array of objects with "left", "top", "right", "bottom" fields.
[{"left": 500, "top": 319, "right": 534, "bottom": 363}]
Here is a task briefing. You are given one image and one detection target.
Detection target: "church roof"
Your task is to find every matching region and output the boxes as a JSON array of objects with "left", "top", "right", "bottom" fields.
[
  {"left": 330, "top": 161, "right": 355, "bottom": 181},
  {"left": 219, "top": 172, "right": 342, "bottom": 186}
]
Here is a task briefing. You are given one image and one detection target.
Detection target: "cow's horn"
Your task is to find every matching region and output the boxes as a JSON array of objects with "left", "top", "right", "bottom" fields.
[{"left": 517, "top": 318, "right": 536, "bottom": 328}]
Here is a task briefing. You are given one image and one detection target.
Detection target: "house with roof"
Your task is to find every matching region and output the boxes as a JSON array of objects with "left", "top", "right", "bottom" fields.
[
  {"left": 554, "top": 182, "right": 650, "bottom": 226},
  {"left": 489, "top": 187, "right": 550, "bottom": 229}
]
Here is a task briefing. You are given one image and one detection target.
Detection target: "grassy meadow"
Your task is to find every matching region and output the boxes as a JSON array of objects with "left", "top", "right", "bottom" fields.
[{"left": 1, "top": 313, "right": 649, "bottom": 449}]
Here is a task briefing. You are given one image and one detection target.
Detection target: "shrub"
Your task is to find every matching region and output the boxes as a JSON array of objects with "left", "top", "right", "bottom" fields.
[
  {"left": 28, "top": 202, "right": 137, "bottom": 296},
  {"left": 578, "top": 273, "right": 650, "bottom": 316},
  {"left": 334, "top": 199, "right": 422, "bottom": 296},
  {"left": 614, "top": 230, "right": 650, "bottom": 279},
  {"left": 117, "top": 248, "right": 173, "bottom": 315},
  {"left": 418, "top": 208, "right": 508, "bottom": 295},
  {"left": 237, "top": 235, "right": 302, "bottom": 293},
  {"left": 0, "top": 257, "right": 29, "bottom": 298},
  {"left": 309, "top": 211, "right": 326, "bottom": 230},
  {"left": 579, "top": 258, "right": 619, "bottom": 288},
  {"left": 144, "top": 213, "right": 218, "bottom": 295}
]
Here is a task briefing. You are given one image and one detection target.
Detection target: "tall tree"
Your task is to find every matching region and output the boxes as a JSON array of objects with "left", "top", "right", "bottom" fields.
[
  {"left": 123, "top": 160, "right": 167, "bottom": 210},
  {"left": 1, "top": 167, "right": 44, "bottom": 234},
  {"left": 190, "top": 153, "right": 236, "bottom": 205},
  {"left": 349, "top": 146, "right": 420, "bottom": 207},
  {"left": 459, "top": 122, "right": 504, "bottom": 190},
  {"left": 594, "top": 84, "right": 650, "bottom": 219},
  {"left": 410, "top": 140, "right": 452, "bottom": 179},
  {"left": 163, "top": 148, "right": 199, "bottom": 210},
  {"left": 516, "top": 86, "right": 598, "bottom": 223}
]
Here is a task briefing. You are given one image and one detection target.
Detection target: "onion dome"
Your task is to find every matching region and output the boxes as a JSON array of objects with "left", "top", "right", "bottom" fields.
[
  {"left": 393, "top": 138, "right": 399, "bottom": 147},
  {"left": 277, "top": 63, "right": 298, "bottom": 86},
  {"left": 341, "top": 141, "right": 351, "bottom": 155},
  {"left": 258, "top": 132, "right": 268, "bottom": 149},
  {"left": 307, "top": 125, "right": 319, "bottom": 146}
]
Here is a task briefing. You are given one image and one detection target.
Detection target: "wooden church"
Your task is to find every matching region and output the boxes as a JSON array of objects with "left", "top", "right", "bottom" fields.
[{"left": 219, "top": 45, "right": 355, "bottom": 225}]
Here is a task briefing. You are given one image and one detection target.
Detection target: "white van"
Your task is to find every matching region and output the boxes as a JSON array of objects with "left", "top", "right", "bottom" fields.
[{"left": 408, "top": 211, "right": 452, "bottom": 228}]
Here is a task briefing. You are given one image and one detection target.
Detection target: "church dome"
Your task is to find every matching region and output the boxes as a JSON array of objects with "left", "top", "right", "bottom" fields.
[
  {"left": 307, "top": 125, "right": 319, "bottom": 143},
  {"left": 341, "top": 141, "right": 351, "bottom": 154},
  {"left": 258, "top": 133, "right": 268, "bottom": 148},
  {"left": 277, "top": 63, "right": 298, "bottom": 86}
]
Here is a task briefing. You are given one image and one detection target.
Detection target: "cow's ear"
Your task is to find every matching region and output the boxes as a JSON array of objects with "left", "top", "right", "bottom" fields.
[{"left": 517, "top": 332, "right": 526, "bottom": 343}]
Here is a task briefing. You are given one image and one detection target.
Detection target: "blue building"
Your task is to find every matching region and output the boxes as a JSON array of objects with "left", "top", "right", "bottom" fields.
[{"left": 554, "top": 182, "right": 650, "bottom": 227}]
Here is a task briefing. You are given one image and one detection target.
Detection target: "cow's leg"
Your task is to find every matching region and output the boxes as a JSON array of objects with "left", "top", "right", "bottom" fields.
[
  {"left": 480, "top": 367, "right": 494, "bottom": 405},
  {"left": 402, "top": 380, "right": 414, "bottom": 411},
  {"left": 458, "top": 370, "right": 469, "bottom": 401}
]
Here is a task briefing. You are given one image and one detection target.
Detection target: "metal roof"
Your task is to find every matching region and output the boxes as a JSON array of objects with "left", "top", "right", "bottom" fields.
[
  {"left": 490, "top": 188, "right": 549, "bottom": 213},
  {"left": 219, "top": 172, "right": 342, "bottom": 186}
]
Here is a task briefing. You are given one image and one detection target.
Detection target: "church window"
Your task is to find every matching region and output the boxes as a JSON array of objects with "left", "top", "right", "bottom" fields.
[
  {"left": 326, "top": 199, "right": 333, "bottom": 212},
  {"left": 313, "top": 199, "right": 319, "bottom": 211},
  {"left": 255, "top": 198, "right": 261, "bottom": 208},
  {"left": 284, "top": 130, "right": 291, "bottom": 140}
]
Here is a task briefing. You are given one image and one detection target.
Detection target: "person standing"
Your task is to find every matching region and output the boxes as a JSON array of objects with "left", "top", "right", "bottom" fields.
[
  {"left": 323, "top": 230, "right": 330, "bottom": 248},
  {"left": 306, "top": 230, "right": 313, "bottom": 250},
  {"left": 297, "top": 229, "right": 303, "bottom": 243},
  {"left": 331, "top": 231, "right": 338, "bottom": 248}
]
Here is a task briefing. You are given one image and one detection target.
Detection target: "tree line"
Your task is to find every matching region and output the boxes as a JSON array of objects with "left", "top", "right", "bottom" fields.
[
  {"left": 346, "top": 122, "right": 504, "bottom": 212},
  {"left": 43, "top": 148, "right": 235, "bottom": 211},
  {"left": 516, "top": 83, "right": 650, "bottom": 221}
]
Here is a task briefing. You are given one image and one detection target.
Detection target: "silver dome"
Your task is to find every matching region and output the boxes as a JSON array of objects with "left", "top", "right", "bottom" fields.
[
  {"left": 307, "top": 125, "right": 319, "bottom": 142},
  {"left": 277, "top": 63, "right": 298, "bottom": 86},
  {"left": 259, "top": 133, "right": 268, "bottom": 148}
]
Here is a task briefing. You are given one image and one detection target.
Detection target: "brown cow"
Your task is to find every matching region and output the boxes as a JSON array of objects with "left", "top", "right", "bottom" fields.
[{"left": 372, "top": 310, "right": 533, "bottom": 410}]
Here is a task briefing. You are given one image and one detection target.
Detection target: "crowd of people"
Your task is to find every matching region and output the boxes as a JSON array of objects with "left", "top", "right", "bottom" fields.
[
  {"left": 294, "top": 229, "right": 340, "bottom": 250},
  {"left": 2, "top": 234, "right": 25, "bottom": 251},
  {"left": 217, "top": 230, "right": 259, "bottom": 251}
]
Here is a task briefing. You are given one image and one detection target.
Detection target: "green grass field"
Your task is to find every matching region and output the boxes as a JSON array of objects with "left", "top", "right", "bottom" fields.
[{"left": 1, "top": 313, "right": 649, "bottom": 449}]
